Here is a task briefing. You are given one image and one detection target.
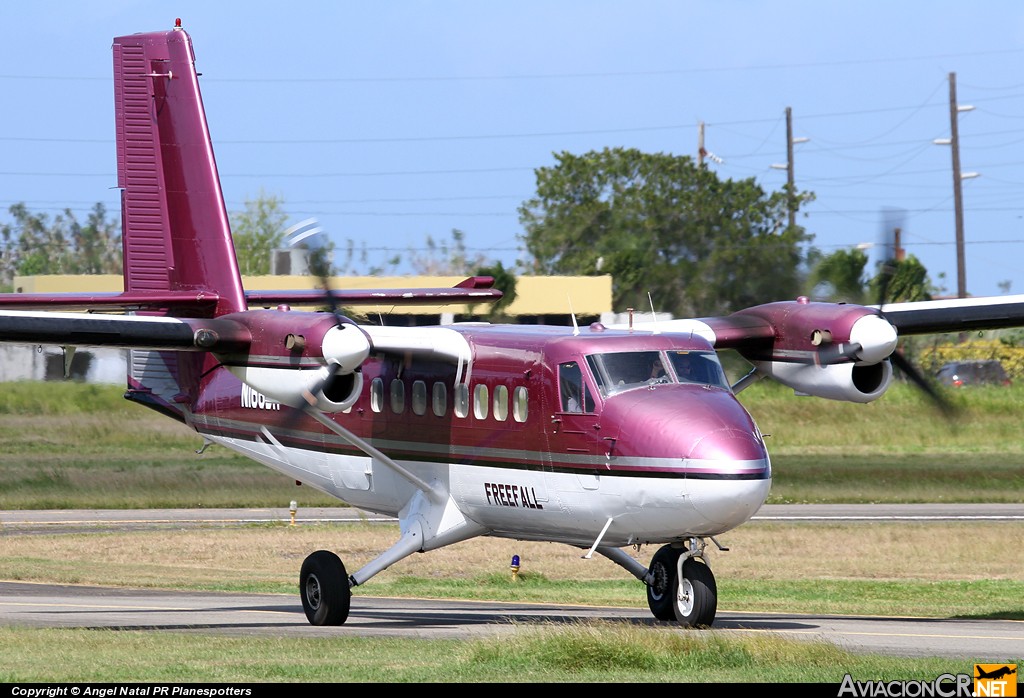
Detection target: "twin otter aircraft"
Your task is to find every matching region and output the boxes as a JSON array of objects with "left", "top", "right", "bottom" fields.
[{"left": 4, "top": 22, "right": 1024, "bottom": 628}]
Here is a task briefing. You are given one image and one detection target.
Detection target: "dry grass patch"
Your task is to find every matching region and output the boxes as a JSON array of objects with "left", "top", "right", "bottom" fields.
[{"left": 1, "top": 520, "right": 1019, "bottom": 590}]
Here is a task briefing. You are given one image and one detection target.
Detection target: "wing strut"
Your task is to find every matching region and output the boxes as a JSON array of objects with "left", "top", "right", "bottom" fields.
[
  {"left": 302, "top": 407, "right": 446, "bottom": 505},
  {"left": 582, "top": 517, "right": 615, "bottom": 559}
]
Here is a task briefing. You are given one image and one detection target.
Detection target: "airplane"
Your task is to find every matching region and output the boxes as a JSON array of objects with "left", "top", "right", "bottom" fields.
[
  {"left": 975, "top": 666, "right": 1017, "bottom": 681},
  {"left": 3, "top": 20, "right": 1024, "bottom": 630}
]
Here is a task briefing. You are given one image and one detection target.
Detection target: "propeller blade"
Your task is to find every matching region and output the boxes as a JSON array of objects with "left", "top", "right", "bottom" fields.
[
  {"left": 889, "top": 350, "right": 958, "bottom": 419},
  {"left": 868, "top": 210, "right": 956, "bottom": 418},
  {"left": 283, "top": 218, "right": 364, "bottom": 413}
]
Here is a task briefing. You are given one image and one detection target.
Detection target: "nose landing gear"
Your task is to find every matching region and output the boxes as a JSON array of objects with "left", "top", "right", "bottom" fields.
[{"left": 645, "top": 538, "right": 717, "bottom": 628}]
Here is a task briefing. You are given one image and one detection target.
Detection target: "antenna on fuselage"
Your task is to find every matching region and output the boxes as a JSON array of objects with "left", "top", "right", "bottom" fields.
[
  {"left": 568, "top": 295, "right": 580, "bottom": 336},
  {"left": 648, "top": 293, "right": 661, "bottom": 334}
]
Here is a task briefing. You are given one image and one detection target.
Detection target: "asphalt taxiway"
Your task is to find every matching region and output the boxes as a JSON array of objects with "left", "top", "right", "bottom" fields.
[{"left": 0, "top": 505, "right": 1021, "bottom": 661}]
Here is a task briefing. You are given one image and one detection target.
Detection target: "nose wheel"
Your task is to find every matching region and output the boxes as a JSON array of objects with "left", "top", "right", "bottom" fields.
[
  {"left": 645, "top": 543, "right": 717, "bottom": 628},
  {"left": 300, "top": 550, "right": 351, "bottom": 626}
]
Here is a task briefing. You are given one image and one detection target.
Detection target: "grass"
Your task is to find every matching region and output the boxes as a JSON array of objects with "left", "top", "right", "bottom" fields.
[
  {"left": 0, "top": 380, "right": 1022, "bottom": 682},
  {"left": 0, "top": 623, "right": 995, "bottom": 683}
]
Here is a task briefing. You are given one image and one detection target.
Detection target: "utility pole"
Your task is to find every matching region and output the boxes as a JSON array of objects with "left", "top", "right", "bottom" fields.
[
  {"left": 948, "top": 72, "right": 967, "bottom": 299},
  {"left": 893, "top": 227, "right": 905, "bottom": 261},
  {"left": 785, "top": 106, "right": 795, "bottom": 230},
  {"left": 771, "top": 108, "right": 807, "bottom": 229},
  {"left": 697, "top": 121, "right": 705, "bottom": 167}
]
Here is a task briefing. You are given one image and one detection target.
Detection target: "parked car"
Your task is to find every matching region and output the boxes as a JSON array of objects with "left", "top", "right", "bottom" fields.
[{"left": 935, "top": 359, "right": 1011, "bottom": 387}]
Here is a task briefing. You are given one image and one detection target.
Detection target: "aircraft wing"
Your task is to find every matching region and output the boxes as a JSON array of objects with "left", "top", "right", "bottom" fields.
[
  {"left": 635, "top": 293, "right": 1024, "bottom": 405},
  {"left": 0, "top": 309, "right": 250, "bottom": 352},
  {"left": 868, "top": 294, "right": 1024, "bottom": 336},
  {"left": 660, "top": 293, "right": 1024, "bottom": 360}
]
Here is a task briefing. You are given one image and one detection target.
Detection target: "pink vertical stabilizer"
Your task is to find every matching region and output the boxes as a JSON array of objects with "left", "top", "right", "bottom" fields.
[{"left": 113, "top": 23, "right": 246, "bottom": 319}]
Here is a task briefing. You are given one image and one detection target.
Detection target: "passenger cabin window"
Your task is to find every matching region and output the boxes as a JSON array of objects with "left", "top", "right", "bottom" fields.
[
  {"left": 513, "top": 386, "right": 528, "bottom": 422},
  {"left": 432, "top": 382, "right": 447, "bottom": 417},
  {"left": 454, "top": 383, "right": 469, "bottom": 418},
  {"left": 389, "top": 379, "right": 405, "bottom": 414},
  {"left": 411, "top": 380, "right": 427, "bottom": 416},
  {"left": 558, "top": 361, "right": 594, "bottom": 413},
  {"left": 473, "top": 384, "right": 489, "bottom": 419},
  {"left": 370, "top": 377, "right": 384, "bottom": 413},
  {"left": 493, "top": 384, "right": 509, "bottom": 421}
]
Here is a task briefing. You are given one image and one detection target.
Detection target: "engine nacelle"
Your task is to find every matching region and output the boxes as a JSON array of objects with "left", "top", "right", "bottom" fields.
[
  {"left": 223, "top": 319, "right": 372, "bottom": 413},
  {"left": 229, "top": 364, "right": 364, "bottom": 412},
  {"left": 753, "top": 359, "right": 893, "bottom": 403}
]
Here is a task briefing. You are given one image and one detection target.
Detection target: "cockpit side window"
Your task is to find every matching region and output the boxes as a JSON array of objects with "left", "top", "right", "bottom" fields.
[
  {"left": 586, "top": 349, "right": 730, "bottom": 396},
  {"left": 558, "top": 361, "right": 594, "bottom": 413},
  {"left": 586, "top": 350, "right": 663, "bottom": 396},
  {"left": 666, "top": 350, "right": 729, "bottom": 388}
]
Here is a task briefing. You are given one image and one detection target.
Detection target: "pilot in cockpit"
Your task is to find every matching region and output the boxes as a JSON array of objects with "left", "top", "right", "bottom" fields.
[{"left": 649, "top": 357, "right": 668, "bottom": 383}]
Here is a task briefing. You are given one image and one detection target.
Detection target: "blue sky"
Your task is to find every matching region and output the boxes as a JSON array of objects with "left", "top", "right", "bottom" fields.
[{"left": 5, "top": 2, "right": 1024, "bottom": 304}]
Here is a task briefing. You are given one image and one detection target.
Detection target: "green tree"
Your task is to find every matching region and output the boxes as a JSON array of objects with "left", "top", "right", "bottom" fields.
[
  {"left": 471, "top": 260, "right": 517, "bottom": 319},
  {"left": 518, "top": 148, "right": 813, "bottom": 317},
  {"left": 869, "top": 254, "right": 933, "bottom": 305},
  {"left": 230, "top": 191, "right": 288, "bottom": 275},
  {"left": 69, "top": 203, "right": 122, "bottom": 274},
  {"left": 0, "top": 202, "right": 121, "bottom": 287},
  {"left": 807, "top": 247, "right": 869, "bottom": 303}
]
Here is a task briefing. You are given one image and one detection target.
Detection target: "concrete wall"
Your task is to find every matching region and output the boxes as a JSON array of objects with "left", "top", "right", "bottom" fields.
[{"left": 0, "top": 345, "right": 127, "bottom": 384}]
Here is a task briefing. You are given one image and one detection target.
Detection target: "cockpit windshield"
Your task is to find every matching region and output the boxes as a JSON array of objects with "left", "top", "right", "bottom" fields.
[{"left": 585, "top": 350, "right": 730, "bottom": 397}]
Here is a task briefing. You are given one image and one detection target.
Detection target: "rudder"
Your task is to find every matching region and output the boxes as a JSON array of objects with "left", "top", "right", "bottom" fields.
[{"left": 113, "top": 22, "right": 246, "bottom": 319}]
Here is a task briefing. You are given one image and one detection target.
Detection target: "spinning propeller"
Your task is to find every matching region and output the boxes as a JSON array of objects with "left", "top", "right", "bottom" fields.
[
  {"left": 872, "top": 211, "right": 959, "bottom": 418},
  {"left": 284, "top": 219, "right": 370, "bottom": 411}
]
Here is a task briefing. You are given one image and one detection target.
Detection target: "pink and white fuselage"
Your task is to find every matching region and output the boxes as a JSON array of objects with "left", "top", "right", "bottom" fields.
[{"left": 158, "top": 321, "right": 772, "bottom": 558}]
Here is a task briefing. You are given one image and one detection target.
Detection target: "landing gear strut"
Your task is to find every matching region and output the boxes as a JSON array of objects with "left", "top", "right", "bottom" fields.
[
  {"left": 645, "top": 541, "right": 717, "bottom": 628},
  {"left": 299, "top": 550, "right": 352, "bottom": 626}
]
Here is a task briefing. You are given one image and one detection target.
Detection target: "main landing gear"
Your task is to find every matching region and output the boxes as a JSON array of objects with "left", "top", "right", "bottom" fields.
[
  {"left": 299, "top": 535, "right": 719, "bottom": 628},
  {"left": 299, "top": 550, "right": 351, "bottom": 626},
  {"left": 645, "top": 540, "right": 717, "bottom": 628}
]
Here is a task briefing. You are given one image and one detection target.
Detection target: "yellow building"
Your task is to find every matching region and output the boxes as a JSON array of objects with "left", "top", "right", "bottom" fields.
[{"left": 12, "top": 274, "right": 613, "bottom": 325}]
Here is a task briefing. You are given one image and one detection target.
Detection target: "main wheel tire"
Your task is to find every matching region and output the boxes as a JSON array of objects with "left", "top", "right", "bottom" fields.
[
  {"left": 673, "top": 557, "right": 718, "bottom": 628},
  {"left": 646, "top": 545, "right": 682, "bottom": 621},
  {"left": 299, "top": 550, "right": 351, "bottom": 626}
]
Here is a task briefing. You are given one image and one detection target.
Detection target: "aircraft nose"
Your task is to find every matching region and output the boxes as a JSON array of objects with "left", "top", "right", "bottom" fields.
[
  {"left": 681, "top": 421, "right": 771, "bottom": 530},
  {"left": 687, "top": 424, "right": 767, "bottom": 463},
  {"left": 605, "top": 387, "right": 772, "bottom": 531}
]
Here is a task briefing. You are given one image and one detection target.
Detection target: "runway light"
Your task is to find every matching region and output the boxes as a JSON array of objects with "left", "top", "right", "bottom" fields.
[
  {"left": 510, "top": 554, "right": 521, "bottom": 581},
  {"left": 290, "top": 500, "right": 298, "bottom": 526}
]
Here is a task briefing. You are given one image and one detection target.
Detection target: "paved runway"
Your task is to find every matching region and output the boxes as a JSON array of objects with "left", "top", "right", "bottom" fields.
[
  {"left": 0, "top": 581, "right": 1020, "bottom": 662},
  {"left": 0, "top": 505, "right": 1022, "bottom": 662},
  {"left": 2, "top": 502, "right": 1023, "bottom": 533}
]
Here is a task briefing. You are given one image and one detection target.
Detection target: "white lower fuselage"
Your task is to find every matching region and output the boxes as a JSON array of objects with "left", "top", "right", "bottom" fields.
[{"left": 205, "top": 433, "right": 772, "bottom": 549}]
